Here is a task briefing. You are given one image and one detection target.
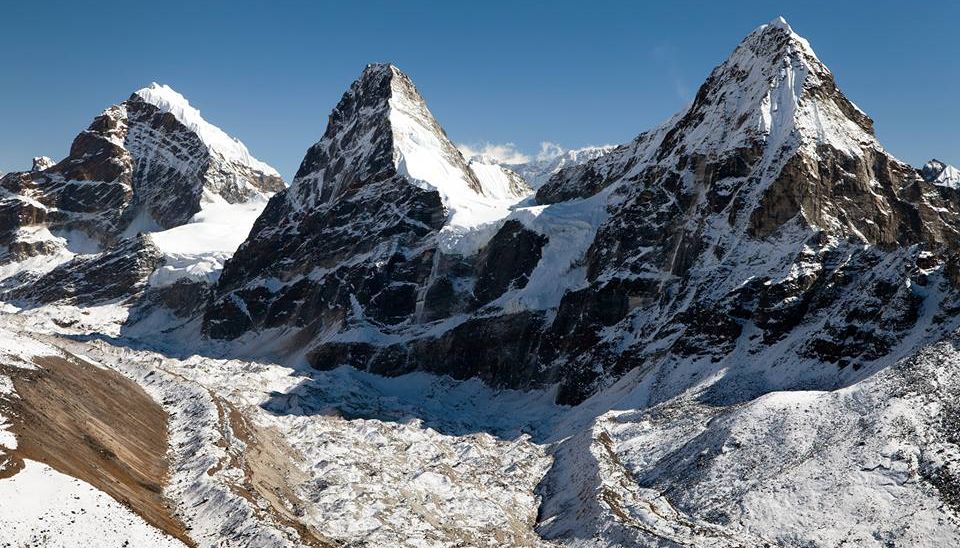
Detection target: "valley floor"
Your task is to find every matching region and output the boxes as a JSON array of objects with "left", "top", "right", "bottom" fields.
[{"left": 2, "top": 303, "right": 960, "bottom": 547}]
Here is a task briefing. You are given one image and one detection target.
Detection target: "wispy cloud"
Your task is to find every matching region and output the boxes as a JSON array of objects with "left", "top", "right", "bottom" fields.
[
  {"left": 652, "top": 44, "right": 692, "bottom": 103},
  {"left": 536, "top": 142, "right": 565, "bottom": 162},
  {"left": 457, "top": 142, "right": 531, "bottom": 164}
]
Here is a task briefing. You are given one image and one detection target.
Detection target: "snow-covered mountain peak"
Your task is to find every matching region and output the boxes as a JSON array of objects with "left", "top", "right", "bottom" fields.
[
  {"left": 384, "top": 65, "right": 488, "bottom": 200},
  {"left": 757, "top": 16, "right": 803, "bottom": 44},
  {"left": 0, "top": 81, "right": 285, "bottom": 280},
  {"left": 748, "top": 16, "right": 816, "bottom": 60},
  {"left": 133, "top": 82, "right": 280, "bottom": 177},
  {"left": 540, "top": 18, "right": 882, "bottom": 207},
  {"left": 922, "top": 158, "right": 960, "bottom": 188},
  {"left": 678, "top": 17, "right": 876, "bottom": 162},
  {"left": 508, "top": 144, "right": 616, "bottom": 189},
  {"left": 289, "top": 63, "right": 528, "bottom": 230},
  {"left": 31, "top": 156, "right": 55, "bottom": 171},
  {"left": 767, "top": 15, "right": 791, "bottom": 29}
]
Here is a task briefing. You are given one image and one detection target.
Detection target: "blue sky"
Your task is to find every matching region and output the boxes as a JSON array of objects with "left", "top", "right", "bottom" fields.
[{"left": 1, "top": 1, "right": 957, "bottom": 179}]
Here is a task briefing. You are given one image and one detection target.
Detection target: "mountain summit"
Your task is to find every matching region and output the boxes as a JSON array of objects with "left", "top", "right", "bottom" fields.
[
  {"left": 205, "top": 64, "right": 535, "bottom": 343},
  {"left": 532, "top": 17, "right": 960, "bottom": 402},
  {"left": 290, "top": 64, "right": 528, "bottom": 222},
  {"left": 922, "top": 158, "right": 960, "bottom": 188},
  {"left": 206, "top": 19, "right": 960, "bottom": 410},
  {"left": 0, "top": 83, "right": 283, "bottom": 309},
  {"left": 0, "top": 84, "right": 282, "bottom": 270}
]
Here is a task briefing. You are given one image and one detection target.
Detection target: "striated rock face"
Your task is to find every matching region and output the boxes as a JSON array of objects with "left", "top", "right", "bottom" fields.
[
  {"left": 534, "top": 17, "right": 960, "bottom": 403},
  {"left": 204, "top": 21, "right": 960, "bottom": 410},
  {"left": 205, "top": 64, "right": 543, "bottom": 374},
  {"left": 5, "top": 234, "right": 164, "bottom": 305},
  {"left": 0, "top": 84, "right": 282, "bottom": 268}
]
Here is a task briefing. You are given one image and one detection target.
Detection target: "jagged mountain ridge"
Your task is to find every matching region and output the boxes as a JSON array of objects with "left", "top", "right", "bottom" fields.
[
  {"left": 922, "top": 158, "right": 960, "bottom": 188},
  {"left": 0, "top": 84, "right": 283, "bottom": 273},
  {"left": 200, "top": 19, "right": 960, "bottom": 409},
  {"left": 461, "top": 143, "right": 616, "bottom": 190},
  {"left": 510, "top": 144, "right": 616, "bottom": 189}
]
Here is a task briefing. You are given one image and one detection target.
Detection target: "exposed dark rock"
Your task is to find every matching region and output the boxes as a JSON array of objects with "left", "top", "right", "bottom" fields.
[
  {"left": 202, "top": 26, "right": 960, "bottom": 410},
  {"left": 474, "top": 220, "right": 547, "bottom": 305},
  {"left": 0, "top": 84, "right": 283, "bottom": 269},
  {"left": 6, "top": 234, "right": 164, "bottom": 305}
]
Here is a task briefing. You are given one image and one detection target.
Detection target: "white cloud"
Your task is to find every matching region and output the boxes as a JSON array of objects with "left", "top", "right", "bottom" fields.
[
  {"left": 457, "top": 142, "right": 530, "bottom": 164},
  {"left": 536, "top": 142, "right": 566, "bottom": 162}
]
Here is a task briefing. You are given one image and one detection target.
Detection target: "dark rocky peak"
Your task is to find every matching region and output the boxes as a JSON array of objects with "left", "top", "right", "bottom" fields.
[
  {"left": 203, "top": 63, "right": 536, "bottom": 354},
  {"left": 289, "top": 63, "right": 484, "bottom": 211},
  {"left": 119, "top": 83, "right": 284, "bottom": 229},
  {"left": 38, "top": 83, "right": 283, "bottom": 233}
]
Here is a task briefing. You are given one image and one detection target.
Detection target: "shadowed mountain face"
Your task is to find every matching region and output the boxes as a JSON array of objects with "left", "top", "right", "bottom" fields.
[
  {"left": 203, "top": 64, "right": 542, "bottom": 371},
  {"left": 202, "top": 21, "right": 960, "bottom": 407}
]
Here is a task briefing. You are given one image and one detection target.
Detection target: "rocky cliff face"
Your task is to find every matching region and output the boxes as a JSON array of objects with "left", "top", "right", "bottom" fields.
[
  {"left": 532, "top": 18, "right": 960, "bottom": 403},
  {"left": 205, "top": 64, "right": 535, "bottom": 355},
  {"left": 203, "top": 21, "right": 960, "bottom": 409},
  {"left": 0, "top": 84, "right": 282, "bottom": 270},
  {"left": 6, "top": 234, "right": 165, "bottom": 305}
]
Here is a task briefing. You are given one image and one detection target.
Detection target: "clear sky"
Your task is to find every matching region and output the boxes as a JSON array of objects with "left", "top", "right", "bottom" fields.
[{"left": 1, "top": 0, "right": 957, "bottom": 179}]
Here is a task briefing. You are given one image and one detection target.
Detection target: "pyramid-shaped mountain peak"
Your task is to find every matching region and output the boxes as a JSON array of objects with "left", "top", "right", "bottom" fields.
[
  {"left": 679, "top": 18, "right": 877, "bottom": 162},
  {"left": 290, "top": 63, "right": 491, "bottom": 211}
]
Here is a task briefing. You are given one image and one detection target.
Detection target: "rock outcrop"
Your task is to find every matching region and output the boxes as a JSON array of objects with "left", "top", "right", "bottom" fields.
[{"left": 6, "top": 234, "right": 164, "bottom": 305}]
